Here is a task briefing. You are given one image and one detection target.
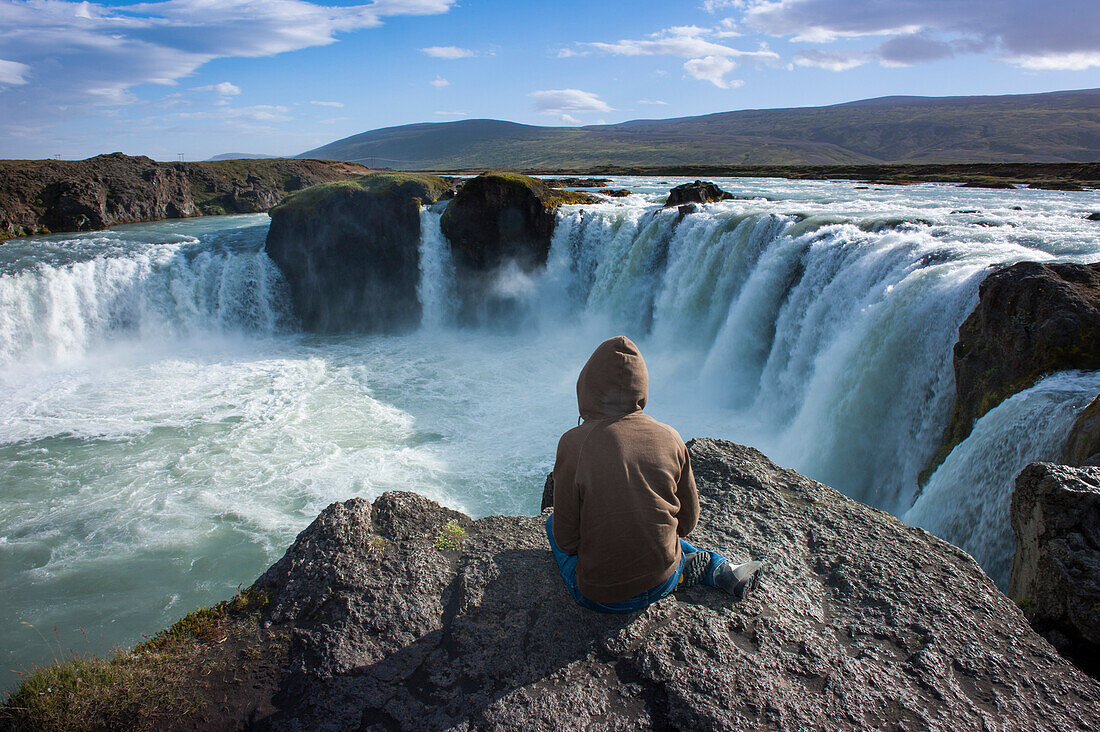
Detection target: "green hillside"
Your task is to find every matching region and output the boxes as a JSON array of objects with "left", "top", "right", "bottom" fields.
[{"left": 300, "top": 89, "right": 1100, "bottom": 170}]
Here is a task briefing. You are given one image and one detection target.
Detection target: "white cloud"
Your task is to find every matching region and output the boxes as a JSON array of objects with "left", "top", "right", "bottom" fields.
[
  {"left": 429, "top": 75, "right": 449, "bottom": 88},
  {"left": 683, "top": 55, "right": 742, "bottom": 88},
  {"left": 0, "top": 0, "right": 457, "bottom": 114},
  {"left": 0, "top": 58, "right": 30, "bottom": 85},
  {"left": 421, "top": 45, "right": 476, "bottom": 59},
  {"left": 637, "top": 98, "right": 669, "bottom": 105},
  {"left": 309, "top": 100, "right": 344, "bottom": 107},
  {"left": 570, "top": 24, "right": 779, "bottom": 88},
  {"left": 194, "top": 81, "right": 241, "bottom": 95},
  {"left": 742, "top": 0, "right": 1100, "bottom": 70},
  {"left": 434, "top": 110, "right": 468, "bottom": 117},
  {"left": 529, "top": 88, "right": 612, "bottom": 123},
  {"left": 1008, "top": 52, "right": 1100, "bottom": 71},
  {"left": 701, "top": 0, "right": 743, "bottom": 13},
  {"left": 793, "top": 49, "right": 866, "bottom": 71}
]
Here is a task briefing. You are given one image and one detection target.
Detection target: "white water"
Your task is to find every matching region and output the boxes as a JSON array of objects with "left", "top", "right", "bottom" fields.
[
  {"left": 1, "top": 180, "right": 1099, "bottom": 689},
  {"left": 416, "top": 206, "right": 456, "bottom": 328},
  {"left": 905, "top": 371, "right": 1100, "bottom": 586}
]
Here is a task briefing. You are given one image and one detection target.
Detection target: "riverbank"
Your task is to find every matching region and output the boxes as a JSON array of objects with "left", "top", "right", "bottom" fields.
[{"left": 0, "top": 154, "right": 369, "bottom": 240}]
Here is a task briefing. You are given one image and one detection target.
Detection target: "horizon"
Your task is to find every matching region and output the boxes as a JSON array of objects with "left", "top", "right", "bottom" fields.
[{"left": 1, "top": 0, "right": 1099, "bottom": 161}]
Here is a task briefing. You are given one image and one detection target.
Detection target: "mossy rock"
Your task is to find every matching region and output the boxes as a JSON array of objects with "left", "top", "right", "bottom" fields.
[
  {"left": 440, "top": 171, "right": 597, "bottom": 272},
  {"left": 265, "top": 173, "right": 452, "bottom": 333}
]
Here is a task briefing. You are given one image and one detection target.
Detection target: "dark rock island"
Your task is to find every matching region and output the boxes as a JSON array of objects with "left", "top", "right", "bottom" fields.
[
  {"left": 6, "top": 440, "right": 1098, "bottom": 730},
  {"left": 440, "top": 172, "right": 598, "bottom": 271},
  {"left": 264, "top": 173, "right": 452, "bottom": 332}
]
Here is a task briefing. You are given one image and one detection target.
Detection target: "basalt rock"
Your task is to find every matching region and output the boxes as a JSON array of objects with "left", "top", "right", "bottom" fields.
[
  {"left": 1065, "top": 396, "right": 1100, "bottom": 466},
  {"left": 663, "top": 180, "right": 734, "bottom": 208},
  {"left": 0, "top": 153, "right": 368, "bottom": 239},
  {"left": 923, "top": 261, "right": 1100, "bottom": 482},
  {"left": 240, "top": 439, "right": 1100, "bottom": 730},
  {"left": 440, "top": 172, "right": 597, "bottom": 272},
  {"left": 264, "top": 173, "right": 451, "bottom": 333},
  {"left": 1009, "top": 461, "right": 1100, "bottom": 677}
]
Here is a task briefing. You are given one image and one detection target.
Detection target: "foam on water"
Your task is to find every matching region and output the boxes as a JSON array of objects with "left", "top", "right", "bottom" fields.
[{"left": 1, "top": 180, "right": 1099, "bottom": 689}]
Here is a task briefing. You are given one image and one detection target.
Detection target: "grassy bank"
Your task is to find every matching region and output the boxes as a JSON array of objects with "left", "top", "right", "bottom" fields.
[{"left": 0, "top": 589, "right": 285, "bottom": 732}]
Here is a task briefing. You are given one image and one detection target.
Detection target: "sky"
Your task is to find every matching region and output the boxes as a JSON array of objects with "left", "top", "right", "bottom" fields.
[{"left": 1, "top": 0, "right": 1098, "bottom": 160}]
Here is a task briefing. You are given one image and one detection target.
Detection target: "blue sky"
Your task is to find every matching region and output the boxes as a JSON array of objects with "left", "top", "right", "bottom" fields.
[{"left": 1, "top": 0, "right": 1098, "bottom": 160}]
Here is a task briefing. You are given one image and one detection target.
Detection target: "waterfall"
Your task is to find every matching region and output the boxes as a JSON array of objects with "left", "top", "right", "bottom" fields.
[
  {"left": 904, "top": 370, "right": 1100, "bottom": 587},
  {"left": 0, "top": 239, "right": 291, "bottom": 365},
  {"left": 417, "top": 206, "right": 456, "bottom": 328},
  {"left": 537, "top": 206, "right": 1011, "bottom": 515}
]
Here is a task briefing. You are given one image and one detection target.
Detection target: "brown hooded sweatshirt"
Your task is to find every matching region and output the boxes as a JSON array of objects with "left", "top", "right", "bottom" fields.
[{"left": 552, "top": 336, "right": 700, "bottom": 603}]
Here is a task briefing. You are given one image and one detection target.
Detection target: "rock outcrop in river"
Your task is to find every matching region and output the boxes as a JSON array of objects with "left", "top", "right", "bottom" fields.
[
  {"left": 440, "top": 172, "right": 598, "bottom": 271},
  {"left": 1065, "top": 395, "right": 1100, "bottom": 466},
  {"left": 0, "top": 153, "right": 367, "bottom": 239},
  {"left": 1010, "top": 461, "right": 1100, "bottom": 677},
  {"left": 663, "top": 180, "right": 734, "bottom": 207},
  {"left": 11, "top": 439, "right": 1094, "bottom": 730},
  {"left": 264, "top": 173, "right": 452, "bottom": 332},
  {"left": 924, "top": 261, "right": 1100, "bottom": 482}
]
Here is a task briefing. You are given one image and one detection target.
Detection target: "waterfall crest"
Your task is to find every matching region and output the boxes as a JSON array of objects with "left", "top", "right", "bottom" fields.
[{"left": 0, "top": 238, "right": 290, "bottom": 365}]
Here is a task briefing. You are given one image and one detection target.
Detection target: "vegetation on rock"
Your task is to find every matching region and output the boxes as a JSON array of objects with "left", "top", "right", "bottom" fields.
[{"left": 0, "top": 589, "right": 283, "bottom": 732}]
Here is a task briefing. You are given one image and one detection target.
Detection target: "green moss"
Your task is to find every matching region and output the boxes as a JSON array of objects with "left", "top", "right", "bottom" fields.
[
  {"left": 272, "top": 172, "right": 450, "bottom": 215},
  {"left": 433, "top": 521, "right": 467, "bottom": 551}
]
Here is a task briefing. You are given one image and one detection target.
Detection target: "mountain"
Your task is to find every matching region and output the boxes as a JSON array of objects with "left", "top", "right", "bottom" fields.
[
  {"left": 207, "top": 152, "right": 279, "bottom": 161},
  {"left": 300, "top": 89, "right": 1100, "bottom": 170}
]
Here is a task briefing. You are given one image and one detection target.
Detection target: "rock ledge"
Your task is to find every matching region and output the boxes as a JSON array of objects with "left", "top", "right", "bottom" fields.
[{"left": 248, "top": 439, "right": 1099, "bottom": 730}]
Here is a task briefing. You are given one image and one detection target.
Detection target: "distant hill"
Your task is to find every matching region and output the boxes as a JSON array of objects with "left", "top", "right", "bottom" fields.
[
  {"left": 300, "top": 89, "right": 1100, "bottom": 169},
  {"left": 208, "top": 153, "right": 279, "bottom": 161}
]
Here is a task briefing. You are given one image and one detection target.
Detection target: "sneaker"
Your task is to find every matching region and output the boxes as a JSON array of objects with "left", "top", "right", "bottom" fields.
[
  {"left": 712, "top": 560, "right": 763, "bottom": 599},
  {"left": 679, "top": 550, "right": 712, "bottom": 587}
]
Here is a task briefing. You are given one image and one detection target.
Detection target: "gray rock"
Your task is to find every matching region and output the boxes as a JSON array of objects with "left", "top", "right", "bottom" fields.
[
  {"left": 1064, "top": 395, "right": 1100, "bottom": 465},
  {"left": 1009, "top": 461, "right": 1100, "bottom": 676},
  {"left": 252, "top": 439, "right": 1100, "bottom": 731},
  {"left": 263, "top": 173, "right": 451, "bottom": 332},
  {"left": 663, "top": 180, "right": 733, "bottom": 208}
]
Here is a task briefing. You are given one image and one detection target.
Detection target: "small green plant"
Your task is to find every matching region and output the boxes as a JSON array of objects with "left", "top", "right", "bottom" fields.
[
  {"left": 366, "top": 534, "right": 388, "bottom": 554},
  {"left": 433, "top": 521, "right": 467, "bottom": 551}
]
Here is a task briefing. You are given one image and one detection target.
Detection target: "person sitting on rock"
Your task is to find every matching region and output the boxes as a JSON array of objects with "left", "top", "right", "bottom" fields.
[{"left": 545, "top": 335, "right": 762, "bottom": 613}]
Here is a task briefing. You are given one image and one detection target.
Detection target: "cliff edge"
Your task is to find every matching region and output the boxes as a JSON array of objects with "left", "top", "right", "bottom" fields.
[{"left": 4, "top": 440, "right": 1099, "bottom": 730}]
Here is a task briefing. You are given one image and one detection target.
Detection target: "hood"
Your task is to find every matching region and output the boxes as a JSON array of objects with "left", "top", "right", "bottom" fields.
[{"left": 577, "top": 336, "right": 649, "bottom": 421}]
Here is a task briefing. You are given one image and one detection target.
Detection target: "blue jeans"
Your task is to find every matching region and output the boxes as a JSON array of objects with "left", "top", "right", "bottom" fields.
[{"left": 544, "top": 515, "right": 722, "bottom": 614}]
